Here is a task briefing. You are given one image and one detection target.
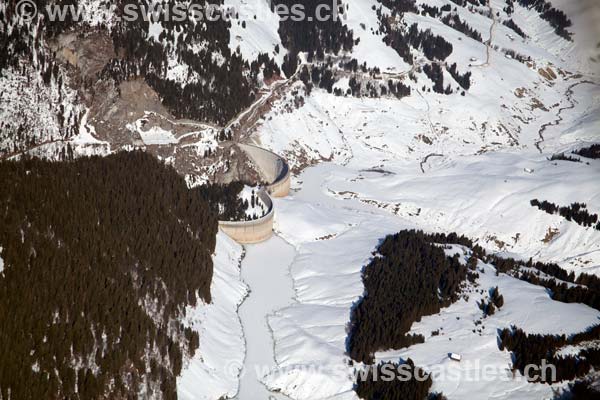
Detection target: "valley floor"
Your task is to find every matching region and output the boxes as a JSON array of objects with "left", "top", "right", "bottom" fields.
[
  {"left": 177, "top": 78, "right": 600, "bottom": 400},
  {"left": 262, "top": 152, "right": 600, "bottom": 399},
  {"left": 237, "top": 236, "right": 296, "bottom": 400}
]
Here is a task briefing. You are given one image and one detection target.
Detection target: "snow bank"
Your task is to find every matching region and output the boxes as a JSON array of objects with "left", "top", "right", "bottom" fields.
[
  {"left": 177, "top": 232, "right": 247, "bottom": 400},
  {"left": 138, "top": 126, "right": 178, "bottom": 145}
]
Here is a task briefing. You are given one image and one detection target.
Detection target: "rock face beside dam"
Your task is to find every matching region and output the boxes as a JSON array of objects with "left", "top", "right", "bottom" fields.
[{"left": 217, "top": 144, "right": 290, "bottom": 244}]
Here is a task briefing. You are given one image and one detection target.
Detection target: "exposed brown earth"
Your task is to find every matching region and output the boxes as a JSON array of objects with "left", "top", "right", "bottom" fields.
[{"left": 42, "top": 30, "right": 270, "bottom": 184}]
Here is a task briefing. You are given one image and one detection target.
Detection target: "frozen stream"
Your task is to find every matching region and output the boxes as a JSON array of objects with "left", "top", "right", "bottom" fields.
[{"left": 236, "top": 235, "right": 296, "bottom": 399}]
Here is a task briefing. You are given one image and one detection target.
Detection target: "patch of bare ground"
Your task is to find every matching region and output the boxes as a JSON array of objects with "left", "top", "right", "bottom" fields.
[
  {"left": 514, "top": 87, "right": 526, "bottom": 98},
  {"left": 538, "top": 66, "right": 557, "bottom": 81},
  {"left": 486, "top": 235, "right": 507, "bottom": 250},
  {"left": 328, "top": 189, "right": 422, "bottom": 218},
  {"left": 417, "top": 134, "right": 433, "bottom": 145},
  {"left": 529, "top": 98, "right": 549, "bottom": 112},
  {"left": 512, "top": 232, "right": 521, "bottom": 244},
  {"left": 49, "top": 30, "right": 170, "bottom": 146},
  {"left": 40, "top": 29, "right": 275, "bottom": 184},
  {"left": 543, "top": 227, "right": 560, "bottom": 243},
  {"left": 316, "top": 233, "right": 337, "bottom": 241},
  {"left": 49, "top": 30, "right": 116, "bottom": 84},
  {"left": 89, "top": 79, "right": 168, "bottom": 144}
]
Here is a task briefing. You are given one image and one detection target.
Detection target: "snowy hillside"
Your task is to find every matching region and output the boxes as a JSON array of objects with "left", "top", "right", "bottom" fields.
[
  {"left": 262, "top": 149, "right": 600, "bottom": 399},
  {"left": 1, "top": 0, "right": 599, "bottom": 399},
  {"left": 252, "top": 0, "right": 599, "bottom": 170},
  {"left": 178, "top": 233, "right": 247, "bottom": 400},
  {"left": 239, "top": 1, "right": 600, "bottom": 399}
]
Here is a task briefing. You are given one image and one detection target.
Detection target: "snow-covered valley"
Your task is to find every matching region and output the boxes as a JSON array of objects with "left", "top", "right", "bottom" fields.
[
  {"left": 1, "top": 0, "right": 599, "bottom": 398},
  {"left": 263, "top": 152, "right": 600, "bottom": 399},
  {"left": 225, "top": 63, "right": 600, "bottom": 399},
  {"left": 173, "top": 0, "right": 600, "bottom": 394},
  {"left": 180, "top": 85, "right": 599, "bottom": 399},
  {"left": 237, "top": 236, "right": 296, "bottom": 400},
  {"left": 178, "top": 233, "right": 247, "bottom": 400}
]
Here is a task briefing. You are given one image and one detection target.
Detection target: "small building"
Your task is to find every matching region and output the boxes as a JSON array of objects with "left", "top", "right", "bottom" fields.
[{"left": 449, "top": 353, "right": 462, "bottom": 362}]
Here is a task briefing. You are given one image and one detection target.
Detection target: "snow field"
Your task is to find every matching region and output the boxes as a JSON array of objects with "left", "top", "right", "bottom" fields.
[{"left": 178, "top": 233, "right": 247, "bottom": 400}]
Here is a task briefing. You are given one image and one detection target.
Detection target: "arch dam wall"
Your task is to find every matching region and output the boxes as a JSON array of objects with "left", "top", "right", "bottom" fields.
[
  {"left": 237, "top": 143, "right": 290, "bottom": 198},
  {"left": 217, "top": 144, "right": 290, "bottom": 244}
]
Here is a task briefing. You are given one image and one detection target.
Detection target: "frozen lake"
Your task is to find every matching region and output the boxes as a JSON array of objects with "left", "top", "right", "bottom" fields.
[{"left": 237, "top": 235, "right": 296, "bottom": 400}]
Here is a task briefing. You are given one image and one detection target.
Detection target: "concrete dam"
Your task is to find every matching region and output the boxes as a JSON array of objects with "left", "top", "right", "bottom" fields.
[{"left": 218, "top": 144, "right": 290, "bottom": 244}]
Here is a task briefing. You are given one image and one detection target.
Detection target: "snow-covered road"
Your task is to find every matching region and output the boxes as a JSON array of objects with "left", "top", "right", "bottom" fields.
[{"left": 237, "top": 235, "right": 296, "bottom": 400}]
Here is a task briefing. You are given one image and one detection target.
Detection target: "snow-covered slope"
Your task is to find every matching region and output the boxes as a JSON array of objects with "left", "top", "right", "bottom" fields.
[
  {"left": 259, "top": 146, "right": 600, "bottom": 399},
  {"left": 526, "top": 0, "right": 600, "bottom": 75},
  {"left": 2, "top": 0, "right": 599, "bottom": 399},
  {"left": 225, "top": 0, "right": 287, "bottom": 65},
  {"left": 252, "top": 0, "right": 598, "bottom": 170},
  {"left": 344, "top": 0, "right": 411, "bottom": 72},
  {"left": 376, "top": 255, "right": 599, "bottom": 399},
  {"left": 242, "top": 5, "right": 600, "bottom": 393},
  {"left": 178, "top": 233, "right": 247, "bottom": 400}
]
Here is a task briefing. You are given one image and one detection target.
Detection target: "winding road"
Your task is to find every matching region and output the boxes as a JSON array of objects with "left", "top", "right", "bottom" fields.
[{"left": 472, "top": 0, "right": 496, "bottom": 69}]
